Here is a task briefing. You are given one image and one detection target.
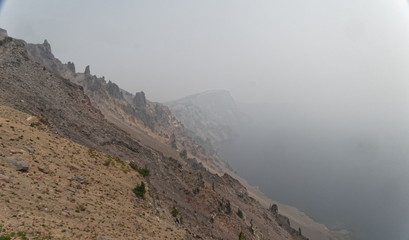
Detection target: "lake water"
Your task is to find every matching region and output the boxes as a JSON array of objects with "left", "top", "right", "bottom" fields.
[{"left": 219, "top": 104, "right": 409, "bottom": 240}]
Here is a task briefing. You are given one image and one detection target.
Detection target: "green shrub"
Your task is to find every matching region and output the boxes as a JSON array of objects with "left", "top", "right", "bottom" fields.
[
  {"left": 171, "top": 206, "right": 178, "bottom": 218},
  {"left": 133, "top": 182, "right": 146, "bottom": 198},
  {"left": 238, "top": 232, "right": 246, "bottom": 240},
  {"left": 137, "top": 166, "right": 150, "bottom": 177},
  {"left": 129, "top": 161, "right": 138, "bottom": 170},
  {"left": 129, "top": 162, "right": 150, "bottom": 177},
  {"left": 237, "top": 208, "right": 243, "bottom": 219},
  {"left": 17, "top": 232, "right": 27, "bottom": 240}
]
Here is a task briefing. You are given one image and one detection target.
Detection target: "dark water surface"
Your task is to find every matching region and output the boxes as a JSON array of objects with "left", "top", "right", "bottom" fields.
[{"left": 219, "top": 105, "right": 409, "bottom": 240}]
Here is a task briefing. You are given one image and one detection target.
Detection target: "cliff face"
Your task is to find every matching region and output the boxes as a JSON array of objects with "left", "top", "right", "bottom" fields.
[{"left": 0, "top": 31, "right": 310, "bottom": 239}]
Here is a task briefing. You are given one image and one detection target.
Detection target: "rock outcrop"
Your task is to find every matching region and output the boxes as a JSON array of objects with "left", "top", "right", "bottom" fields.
[
  {"left": 84, "top": 65, "right": 90, "bottom": 75},
  {"left": 0, "top": 28, "right": 8, "bottom": 40},
  {"left": 2, "top": 157, "right": 29, "bottom": 172},
  {"left": 133, "top": 91, "right": 147, "bottom": 108},
  {"left": 67, "top": 61, "right": 75, "bottom": 73},
  {"left": 106, "top": 80, "right": 123, "bottom": 99}
]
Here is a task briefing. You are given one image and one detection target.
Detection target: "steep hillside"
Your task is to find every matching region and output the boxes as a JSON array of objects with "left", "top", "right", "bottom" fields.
[
  {"left": 26, "top": 39, "right": 223, "bottom": 173},
  {"left": 166, "top": 90, "right": 246, "bottom": 152},
  {"left": 0, "top": 105, "right": 185, "bottom": 239},
  {"left": 0, "top": 30, "right": 308, "bottom": 240}
]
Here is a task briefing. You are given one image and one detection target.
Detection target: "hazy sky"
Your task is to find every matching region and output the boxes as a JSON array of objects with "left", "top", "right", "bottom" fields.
[{"left": 2, "top": 0, "right": 409, "bottom": 104}]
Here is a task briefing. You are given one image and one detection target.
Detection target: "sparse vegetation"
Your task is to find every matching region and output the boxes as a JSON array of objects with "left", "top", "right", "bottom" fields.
[
  {"left": 0, "top": 226, "right": 11, "bottom": 240},
  {"left": 171, "top": 206, "right": 179, "bottom": 218},
  {"left": 129, "top": 161, "right": 138, "bottom": 170},
  {"left": 129, "top": 162, "right": 150, "bottom": 177},
  {"left": 133, "top": 182, "right": 146, "bottom": 198},
  {"left": 0, "top": 234, "right": 11, "bottom": 240},
  {"left": 137, "top": 166, "right": 150, "bottom": 177},
  {"left": 17, "top": 232, "right": 27, "bottom": 240},
  {"left": 237, "top": 208, "right": 243, "bottom": 219},
  {"left": 103, "top": 159, "right": 111, "bottom": 166},
  {"left": 238, "top": 231, "right": 246, "bottom": 240},
  {"left": 88, "top": 148, "right": 99, "bottom": 159}
]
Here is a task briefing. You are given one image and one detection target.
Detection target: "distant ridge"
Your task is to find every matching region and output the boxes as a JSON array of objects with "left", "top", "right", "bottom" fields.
[{"left": 166, "top": 89, "right": 247, "bottom": 153}]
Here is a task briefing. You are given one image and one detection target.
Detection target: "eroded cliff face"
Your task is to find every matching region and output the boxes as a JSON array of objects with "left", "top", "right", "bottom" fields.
[{"left": 0, "top": 32, "right": 309, "bottom": 239}]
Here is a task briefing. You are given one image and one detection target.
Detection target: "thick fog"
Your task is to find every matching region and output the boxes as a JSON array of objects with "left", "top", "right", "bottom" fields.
[{"left": 2, "top": 0, "right": 409, "bottom": 239}]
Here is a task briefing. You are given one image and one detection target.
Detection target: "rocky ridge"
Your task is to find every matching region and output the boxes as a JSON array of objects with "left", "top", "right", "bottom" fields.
[{"left": 25, "top": 40, "right": 222, "bottom": 172}]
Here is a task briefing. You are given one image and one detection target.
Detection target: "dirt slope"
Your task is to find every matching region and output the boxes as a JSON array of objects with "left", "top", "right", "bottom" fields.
[{"left": 0, "top": 105, "right": 186, "bottom": 240}]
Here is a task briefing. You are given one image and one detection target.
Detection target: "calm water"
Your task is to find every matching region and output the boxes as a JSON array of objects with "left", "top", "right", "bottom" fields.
[{"left": 219, "top": 105, "right": 409, "bottom": 240}]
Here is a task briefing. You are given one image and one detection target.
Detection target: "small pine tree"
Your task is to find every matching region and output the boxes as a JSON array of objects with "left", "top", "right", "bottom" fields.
[{"left": 299, "top": 227, "right": 302, "bottom": 236}]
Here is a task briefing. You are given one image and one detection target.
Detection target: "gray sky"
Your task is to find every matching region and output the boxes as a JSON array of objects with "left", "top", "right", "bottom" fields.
[{"left": 2, "top": 0, "right": 409, "bottom": 104}]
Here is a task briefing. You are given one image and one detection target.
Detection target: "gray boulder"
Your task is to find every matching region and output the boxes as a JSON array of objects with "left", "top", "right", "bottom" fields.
[{"left": 2, "top": 157, "right": 29, "bottom": 172}]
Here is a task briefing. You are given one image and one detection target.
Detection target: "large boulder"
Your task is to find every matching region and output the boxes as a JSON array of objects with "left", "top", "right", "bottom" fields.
[{"left": 2, "top": 157, "right": 29, "bottom": 172}]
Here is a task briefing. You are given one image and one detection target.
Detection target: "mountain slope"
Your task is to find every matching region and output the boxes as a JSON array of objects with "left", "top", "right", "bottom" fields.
[
  {"left": 0, "top": 105, "right": 185, "bottom": 239},
  {"left": 0, "top": 30, "right": 308, "bottom": 240},
  {"left": 166, "top": 90, "right": 246, "bottom": 153},
  {"left": 26, "top": 39, "right": 224, "bottom": 173}
]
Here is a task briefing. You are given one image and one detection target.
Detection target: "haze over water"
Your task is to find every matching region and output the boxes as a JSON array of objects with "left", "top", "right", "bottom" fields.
[{"left": 220, "top": 102, "right": 409, "bottom": 240}]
